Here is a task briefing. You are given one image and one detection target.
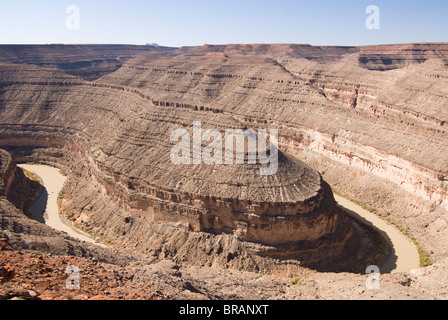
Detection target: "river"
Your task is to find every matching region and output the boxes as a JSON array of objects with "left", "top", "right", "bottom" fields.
[
  {"left": 18, "top": 164, "right": 105, "bottom": 247},
  {"left": 334, "top": 194, "right": 420, "bottom": 273}
]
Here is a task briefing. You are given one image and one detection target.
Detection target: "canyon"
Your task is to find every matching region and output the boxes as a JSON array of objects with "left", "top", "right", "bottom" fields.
[{"left": 1, "top": 43, "right": 448, "bottom": 299}]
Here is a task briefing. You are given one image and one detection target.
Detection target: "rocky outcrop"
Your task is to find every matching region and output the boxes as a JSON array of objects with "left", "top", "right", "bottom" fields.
[
  {"left": 276, "top": 48, "right": 448, "bottom": 258},
  {"left": 3, "top": 43, "right": 448, "bottom": 273},
  {"left": 0, "top": 42, "right": 447, "bottom": 299},
  {"left": 357, "top": 43, "right": 448, "bottom": 71},
  {"left": 0, "top": 149, "right": 15, "bottom": 197},
  {"left": 93, "top": 46, "right": 448, "bottom": 262},
  {"left": 0, "top": 149, "right": 40, "bottom": 213},
  {"left": 0, "top": 59, "right": 388, "bottom": 273}
]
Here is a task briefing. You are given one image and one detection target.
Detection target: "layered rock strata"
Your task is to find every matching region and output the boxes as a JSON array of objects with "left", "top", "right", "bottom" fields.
[
  {"left": 0, "top": 44, "right": 175, "bottom": 80},
  {"left": 0, "top": 42, "right": 447, "bottom": 297},
  {"left": 7, "top": 43, "right": 447, "bottom": 269},
  {"left": 93, "top": 44, "right": 448, "bottom": 261},
  {"left": 0, "top": 57, "right": 388, "bottom": 273}
]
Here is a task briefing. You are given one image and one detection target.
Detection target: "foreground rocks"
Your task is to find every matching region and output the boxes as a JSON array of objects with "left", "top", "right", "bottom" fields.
[
  {"left": 2, "top": 239, "right": 448, "bottom": 300},
  {"left": 0, "top": 245, "right": 168, "bottom": 300}
]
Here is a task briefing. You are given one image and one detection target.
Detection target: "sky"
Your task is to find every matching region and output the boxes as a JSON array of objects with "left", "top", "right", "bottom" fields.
[{"left": 0, "top": 0, "right": 447, "bottom": 47}]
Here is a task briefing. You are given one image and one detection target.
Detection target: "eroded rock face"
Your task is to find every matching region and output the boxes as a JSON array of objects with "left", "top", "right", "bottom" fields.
[
  {"left": 0, "top": 149, "right": 15, "bottom": 197},
  {"left": 91, "top": 43, "right": 448, "bottom": 260},
  {"left": 0, "top": 149, "right": 40, "bottom": 213},
  {"left": 0, "top": 67, "right": 331, "bottom": 244},
  {"left": 5, "top": 43, "right": 447, "bottom": 273},
  {"left": 0, "top": 147, "right": 384, "bottom": 274},
  {"left": 0, "top": 156, "right": 136, "bottom": 266}
]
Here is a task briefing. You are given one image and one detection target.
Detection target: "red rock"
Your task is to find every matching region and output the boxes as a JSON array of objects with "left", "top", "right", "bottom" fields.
[
  {"left": 38, "top": 294, "right": 54, "bottom": 300},
  {"left": 0, "top": 263, "right": 15, "bottom": 283},
  {"left": 88, "top": 294, "right": 115, "bottom": 300},
  {"left": 0, "top": 238, "right": 9, "bottom": 251}
]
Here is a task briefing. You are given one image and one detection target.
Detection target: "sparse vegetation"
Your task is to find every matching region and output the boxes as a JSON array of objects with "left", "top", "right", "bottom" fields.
[
  {"left": 21, "top": 167, "right": 41, "bottom": 183},
  {"left": 56, "top": 188, "right": 103, "bottom": 245},
  {"left": 289, "top": 276, "right": 300, "bottom": 286},
  {"left": 26, "top": 161, "right": 43, "bottom": 166}
]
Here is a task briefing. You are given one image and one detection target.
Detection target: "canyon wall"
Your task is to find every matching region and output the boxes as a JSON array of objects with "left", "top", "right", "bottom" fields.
[
  {"left": 93, "top": 45, "right": 448, "bottom": 261},
  {"left": 0, "top": 150, "right": 15, "bottom": 196},
  {"left": 0, "top": 43, "right": 447, "bottom": 299},
  {"left": 0, "top": 52, "right": 389, "bottom": 273},
  {"left": 3, "top": 43, "right": 448, "bottom": 270},
  {"left": 0, "top": 148, "right": 40, "bottom": 213}
]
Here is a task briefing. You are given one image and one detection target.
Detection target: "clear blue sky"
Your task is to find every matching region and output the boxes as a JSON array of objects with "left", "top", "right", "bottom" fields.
[{"left": 0, "top": 0, "right": 447, "bottom": 47}]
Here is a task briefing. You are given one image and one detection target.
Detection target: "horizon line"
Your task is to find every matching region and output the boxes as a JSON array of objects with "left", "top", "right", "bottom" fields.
[{"left": 0, "top": 41, "right": 447, "bottom": 49}]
